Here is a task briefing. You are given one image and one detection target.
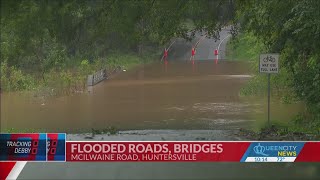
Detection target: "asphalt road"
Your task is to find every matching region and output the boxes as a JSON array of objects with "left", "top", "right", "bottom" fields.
[
  {"left": 16, "top": 29, "right": 320, "bottom": 180},
  {"left": 167, "top": 28, "right": 230, "bottom": 61}
]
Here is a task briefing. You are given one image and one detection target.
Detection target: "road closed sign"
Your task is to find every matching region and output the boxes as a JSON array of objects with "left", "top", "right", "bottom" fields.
[{"left": 259, "top": 54, "right": 279, "bottom": 73}]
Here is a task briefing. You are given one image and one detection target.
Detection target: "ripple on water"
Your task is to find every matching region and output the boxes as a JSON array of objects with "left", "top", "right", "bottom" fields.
[{"left": 166, "top": 102, "right": 262, "bottom": 115}]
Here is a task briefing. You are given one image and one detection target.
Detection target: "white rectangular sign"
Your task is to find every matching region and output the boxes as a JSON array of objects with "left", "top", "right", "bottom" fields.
[{"left": 259, "top": 54, "right": 279, "bottom": 73}]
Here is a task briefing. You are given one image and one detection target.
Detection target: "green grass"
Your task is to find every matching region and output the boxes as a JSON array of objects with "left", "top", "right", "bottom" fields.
[
  {"left": 3, "top": 127, "right": 120, "bottom": 134},
  {"left": 3, "top": 128, "right": 46, "bottom": 133},
  {"left": 1, "top": 53, "right": 156, "bottom": 97}
]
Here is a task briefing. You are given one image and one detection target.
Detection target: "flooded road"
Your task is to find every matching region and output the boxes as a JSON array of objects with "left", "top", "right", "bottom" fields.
[
  {"left": 4, "top": 29, "right": 315, "bottom": 180},
  {"left": 5, "top": 61, "right": 314, "bottom": 179},
  {"left": 1, "top": 60, "right": 302, "bottom": 133},
  {"left": 0, "top": 28, "right": 303, "bottom": 133}
]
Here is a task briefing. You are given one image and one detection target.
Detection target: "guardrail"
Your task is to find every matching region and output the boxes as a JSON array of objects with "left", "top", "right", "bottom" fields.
[{"left": 87, "top": 69, "right": 107, "bottom": 86}]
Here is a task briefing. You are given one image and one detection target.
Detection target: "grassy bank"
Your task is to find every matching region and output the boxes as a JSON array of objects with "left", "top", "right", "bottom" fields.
[
  {"left": 227, "top": 32, "right": 320, "bottom": 136},
  {"left": 227, "top": 33, "right": 279, "bottom": 96},
  {"left": 226, "top": 32, "right": 297, "bottom": 100},
  {"left": 1, "top": 52, "right": 156, "bottom": 98}
]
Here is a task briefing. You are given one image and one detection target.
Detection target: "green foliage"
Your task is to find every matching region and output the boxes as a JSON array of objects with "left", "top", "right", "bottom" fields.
[
  {"left": 288, "top": 112, "right": 320, "bottom": 134},
  {"left": 236, "top": 0, "right": 320, "bottom": 105},
  {"left": 235, "top": 0, "right": 320, "bottom": 129},
  {"left": 79, "top": 59, "right": 92, "bottom": 79},
  {"left": 1, "top": 0, "right": 235, "bottom": 94},
  {"left": 227, "top": 32, "right": 293, "bottom": 99},
  {"left": 106, "top": 54, "right": 141, "bottom": 69},
  {"left": 4, "top": 128, "right": 41, "bottom": 133},
  {"left": 1, "top": 53, "right": 147, "bottom": 96},
  {"left": 226, "top": 32, "right": 264, "bottom": 61},
  {"left": 1, "top": 61, "right": 37, "bottom": 91},
  {"left": 80, "top": 59, "right": 89, "bottom": 66},
  {"left": 1, "top": 0, "right": 234, "bottom": 70},
  {"left": 42, "top": 54, "right": 145, "bottom": 96}
]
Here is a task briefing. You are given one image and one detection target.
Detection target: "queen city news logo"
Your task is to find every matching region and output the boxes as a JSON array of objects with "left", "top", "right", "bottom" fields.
[{"left": 252, "top": 143, "right": 300, "bottom": 157}]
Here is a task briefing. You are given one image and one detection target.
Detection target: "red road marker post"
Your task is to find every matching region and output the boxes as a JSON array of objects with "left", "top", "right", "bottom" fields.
[
  {"left": 191, "top": 47, "right": 196, "bottom": 61},
  {"left": 164, "top": 48, "right": 168, "bottom": 62},
  {"left": 214, "top": 49, "right": 219, "bottom": 64},
  {"left": 214, "top": 49, "right": 218, "bottom": 56},
  {"left": 191, "top": 48, "right": 196, "bottom": 57},
  {"left": 163, "top": 48, "right": 168, "bottom": 72},
  {"left": 191, "top": 47, "right": 196, "bottom": 72}
]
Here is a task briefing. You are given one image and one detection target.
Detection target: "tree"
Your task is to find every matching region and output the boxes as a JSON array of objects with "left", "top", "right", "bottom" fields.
[
  {"left": 236, "top": 0, "right": 320, "bottom": 115},
  {"left": 1, "top": 0, "right": 235, "bottom": 76}
]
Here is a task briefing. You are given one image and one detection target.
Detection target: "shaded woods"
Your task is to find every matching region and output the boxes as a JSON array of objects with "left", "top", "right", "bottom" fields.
[
  {"left": 0, "top": 0, "right": 234, "bottom": 93},
  {"left": 233, "top": 0, "right": 320, "bottom": 132}
]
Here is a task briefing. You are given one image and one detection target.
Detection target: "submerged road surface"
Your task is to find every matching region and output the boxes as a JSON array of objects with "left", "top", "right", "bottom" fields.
[
  {"left": 1, "top": 28, "right": 300, "bottom": 132},
  {"left": 1, "top": 61, "right": 258, "bottom": 132},
  {"left": 3, "top": 28, "right": 318, "bottom": 179},
  {"left": 2, "top": 55, "right": 258, "bottom": 132}
]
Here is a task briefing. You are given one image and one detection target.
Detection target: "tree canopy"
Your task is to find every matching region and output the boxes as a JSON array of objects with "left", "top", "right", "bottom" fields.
[
  {"left": 236, "top": 0, "right": 320, "bottom": 114},
  {"left": 0, "top": 0, "right": 234, "bottom": 72}
]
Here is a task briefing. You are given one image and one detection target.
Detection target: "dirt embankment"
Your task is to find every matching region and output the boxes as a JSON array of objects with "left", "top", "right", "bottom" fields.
[{"left": 238, "top": 125, "right": 320, "bottom": 141}]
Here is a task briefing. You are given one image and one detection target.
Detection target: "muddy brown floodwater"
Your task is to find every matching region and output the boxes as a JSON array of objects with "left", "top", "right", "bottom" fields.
[{"left": 1, "top": 60, "right": 303, "bottom": 133}]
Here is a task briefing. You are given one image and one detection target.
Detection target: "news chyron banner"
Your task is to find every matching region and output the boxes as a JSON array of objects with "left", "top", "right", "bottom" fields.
[
  {"left": 66, "top": 142, "right": 320, "bottom": 162},
  {"left": 1, "top": 133, "right": 320, "bottom": 163},
  {"left": 0, "top": 133, "right": 66, "bottom": 162}
]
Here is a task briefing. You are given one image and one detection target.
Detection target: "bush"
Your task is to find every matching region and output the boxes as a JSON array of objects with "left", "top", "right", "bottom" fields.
[
  {"left": 1, "top": 52, "right": 155, "bottom": 96},
  {"left": 228, "top": 32, "right": 297, "bottom": 102},
  {"left": 226, "top": 32, "right": 264, "bottom": 61},
  {"left": 1, "top": 60, "right": 37, "bottom": 91}
]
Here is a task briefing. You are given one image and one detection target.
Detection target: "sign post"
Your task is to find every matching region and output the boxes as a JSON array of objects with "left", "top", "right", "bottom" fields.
[
  {"left": 214, "top": 49, "right": 218, "bottom": 56},
  {"left": 164, "top": 48, "right": 168, "bottom": 61},
  {"left": 259, "top": 54, "right": 279, "bottom": 126},
  {"left": 214, "top": 49, "right": 218, "bottom": 64},
  {"left": 191, "top": 47, "right": 196, "bottom": 64}
]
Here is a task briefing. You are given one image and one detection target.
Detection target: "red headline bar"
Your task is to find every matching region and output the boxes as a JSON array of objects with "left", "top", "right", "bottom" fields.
[{"left": 66, "top": 142, "right": 250, "bottom": 162}]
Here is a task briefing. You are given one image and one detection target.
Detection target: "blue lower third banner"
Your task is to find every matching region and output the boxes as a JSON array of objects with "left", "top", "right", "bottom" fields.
[
  {"left": 0, "top": 133, "right": 66, "bottom": 162},
  {"left": 240, "top": 142, "right": 305, "bottom": 162}
]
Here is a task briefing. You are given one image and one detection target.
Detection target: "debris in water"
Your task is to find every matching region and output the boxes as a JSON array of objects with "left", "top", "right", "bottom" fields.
[
  {"left": 123, "top": 69, "right": 127, "bottom": 72},
  {"left": 84, "top": 136, "right": 94, "bottom": 139}
]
